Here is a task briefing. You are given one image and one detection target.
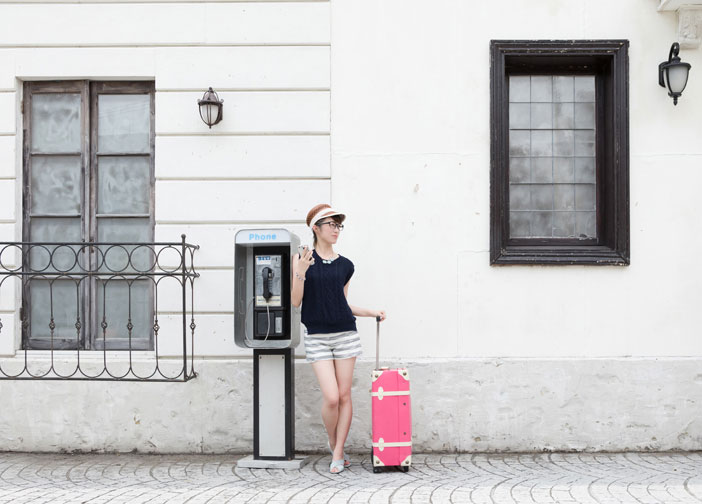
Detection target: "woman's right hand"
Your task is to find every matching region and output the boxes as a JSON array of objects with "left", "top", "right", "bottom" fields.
[{"left": 297, "top": 247, "right": 315, "bottom": 274}]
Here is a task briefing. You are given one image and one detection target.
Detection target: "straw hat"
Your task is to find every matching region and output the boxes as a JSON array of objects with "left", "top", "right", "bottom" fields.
[{"left": 306, "top": 204, "right": 346, "bottom": 228}]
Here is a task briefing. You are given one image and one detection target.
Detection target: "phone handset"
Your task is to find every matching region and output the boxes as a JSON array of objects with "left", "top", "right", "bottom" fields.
[
  {"left": 261, "top": 266, "right": 274, "bottom": 339},
  {"left": 262, "top": 266, "right": 274, "bottom": 301}
]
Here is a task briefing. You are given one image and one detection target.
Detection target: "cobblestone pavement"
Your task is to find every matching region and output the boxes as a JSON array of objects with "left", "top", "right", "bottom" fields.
[{"left": 0, "top": 452, "right": 700, "bottom": 503}]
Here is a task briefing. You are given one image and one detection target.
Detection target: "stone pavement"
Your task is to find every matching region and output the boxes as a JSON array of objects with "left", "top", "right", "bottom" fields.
[{"left": 0, "top": 452, "right": 700, "bottom": 503}]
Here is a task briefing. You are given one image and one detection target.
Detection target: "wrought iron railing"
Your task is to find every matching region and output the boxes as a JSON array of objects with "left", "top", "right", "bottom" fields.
[{"left": 0, "top": 235, "right": 199, "bottom": 381}]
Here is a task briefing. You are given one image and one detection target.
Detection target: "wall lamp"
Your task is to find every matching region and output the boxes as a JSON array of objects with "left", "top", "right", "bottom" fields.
[
  {"left": 659, "top": 42, "right": 691, "bottom": 106},
  {"left": 198, "top": 87, "right": 224, "bottom": 128}
]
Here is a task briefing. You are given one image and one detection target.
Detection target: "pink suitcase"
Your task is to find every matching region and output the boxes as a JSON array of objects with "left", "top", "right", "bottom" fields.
[{"left": 371, "top": 317, "right": 412, "bottom": 473}]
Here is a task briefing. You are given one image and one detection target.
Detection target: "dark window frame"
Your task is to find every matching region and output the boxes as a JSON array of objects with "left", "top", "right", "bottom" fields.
[
  {"left": 22, "top": 80, "right": 156, "bottom": 350},
  {"left": 490, "top": 40, "right": 630, "bottom": 265}
]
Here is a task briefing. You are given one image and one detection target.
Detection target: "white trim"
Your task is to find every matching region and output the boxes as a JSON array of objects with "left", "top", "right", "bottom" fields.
[
  {"left": 156, "top": 220, "right": 304, "bottom": 225},
  {"left": 0, "top": 0, "right": 329, "bottom": 3},
  {"left": 371, "top": 387, "right": 410, "bottom": 400},
  {"left": 156, "top": 88, "right": 331, "bottom": 93},
  {"left": 156, "top": 132, "right": 329, "bottom": 137},
  {"left": 678, "top": 6, "right": 702, "bottom": 48},
  {"left": 372, "top": 438, "right": 413, "bottom": 452},
  {"left": 657, "top": 2, "right": 702, "bottom": 48},
  {"left": 156, "top": 176, "right": 330, "bottom": 182},
  {"left": 0, "top": 43, "right": 331, "bottom": 49},
  {"left": 659, "top": 0, "right": 702, "bottom": 11}
]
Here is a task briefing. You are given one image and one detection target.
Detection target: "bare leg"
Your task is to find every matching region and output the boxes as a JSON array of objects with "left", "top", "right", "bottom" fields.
[
  {"left": 310, "top": 360, "right": 340, "bottom": 450},
  {"left": 331, "top": 357, "right": 356, "bottom": 461}
]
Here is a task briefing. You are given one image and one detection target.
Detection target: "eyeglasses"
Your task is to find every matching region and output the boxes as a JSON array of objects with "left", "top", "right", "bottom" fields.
[{"left": 318, "top": 221, "right": 344, "bottom": 231}]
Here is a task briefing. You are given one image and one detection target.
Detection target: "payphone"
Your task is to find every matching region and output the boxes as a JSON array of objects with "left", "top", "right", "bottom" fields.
[
  {"left": 234, "top": 230, "right": 300, "bottom": 349},
  {"left": 234, "top": 229, "right": 306, "bottom": 469}
]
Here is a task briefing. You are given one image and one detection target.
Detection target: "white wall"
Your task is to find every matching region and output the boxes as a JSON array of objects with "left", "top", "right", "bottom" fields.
[
  {"left": 0, "top": 0, "right": 332, "bottom": 359},
  {"left": 0, "top": 0, "right": 701, "bottom": 453},
  {"left": 331, "top": 0, "right": 702, "bottom": 359}
]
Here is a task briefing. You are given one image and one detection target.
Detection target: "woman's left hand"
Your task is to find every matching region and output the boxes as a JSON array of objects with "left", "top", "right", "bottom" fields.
[{"left": 375, "top": 310, "right": 387, "bottom": 322}]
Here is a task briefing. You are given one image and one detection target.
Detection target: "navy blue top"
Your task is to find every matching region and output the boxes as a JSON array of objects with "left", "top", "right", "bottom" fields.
[{"left": 301, "top": 250, "right": 357, "bottom": 334}]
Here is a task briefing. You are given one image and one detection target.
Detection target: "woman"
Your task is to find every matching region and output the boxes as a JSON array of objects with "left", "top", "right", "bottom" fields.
[{"left": 291, "top": 203, "right": 386, "bottom": 474}]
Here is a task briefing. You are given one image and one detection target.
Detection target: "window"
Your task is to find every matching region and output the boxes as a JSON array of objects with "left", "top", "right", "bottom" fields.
[
  {"left": 490, "top": 41, "right": 629, "bottom": 265},
  {"left": 22, "top": 81, "right": 155, "bottom": 350}
]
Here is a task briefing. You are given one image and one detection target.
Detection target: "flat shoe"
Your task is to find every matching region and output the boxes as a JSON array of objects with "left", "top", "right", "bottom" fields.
[
  {"left": 328, "top": 441, "right": 351, "bottom": 468},
  {"left": 329, "top": 458, "right": 345, "bottom": 474}
]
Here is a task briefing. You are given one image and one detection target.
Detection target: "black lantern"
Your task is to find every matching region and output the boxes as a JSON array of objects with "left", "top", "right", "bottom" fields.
[
  {"left": 659, "top": 42, "right": 691, "bottom": 106},
  {"left": 198, "top": 87, "right": 224, "bottom": 128}
]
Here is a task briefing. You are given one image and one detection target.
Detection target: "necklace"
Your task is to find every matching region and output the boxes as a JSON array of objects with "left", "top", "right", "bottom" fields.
[{"left": 315, "top": 251, "right": 338, "bottom": 264}]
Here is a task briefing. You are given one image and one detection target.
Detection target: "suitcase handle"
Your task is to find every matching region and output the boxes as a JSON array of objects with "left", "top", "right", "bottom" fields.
[{"left": 375, "top": 316, "right": 381, "bottom": 369}]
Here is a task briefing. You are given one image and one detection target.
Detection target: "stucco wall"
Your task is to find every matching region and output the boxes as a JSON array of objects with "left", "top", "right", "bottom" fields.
[
  {"left": 1, "top": 358, "right": 700, "bottom": 453},
  {"left": 331, "top": 0, "right": 702, "bottom": 359},
  {"left": 0, "top": 0, "right": 701, "bottom": 453}
]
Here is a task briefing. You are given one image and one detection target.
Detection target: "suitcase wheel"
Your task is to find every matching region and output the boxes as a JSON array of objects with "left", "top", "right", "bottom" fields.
[
  {"left": 373, "top": 467, "right": 382, "bottom": 474},
  {"left": 402, "top": 466, "right": 409, "bottom": 473}
]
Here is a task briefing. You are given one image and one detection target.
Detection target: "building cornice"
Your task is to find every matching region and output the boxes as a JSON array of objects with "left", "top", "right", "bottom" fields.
[{"left": 659, "top": 1, "right": 702, "bottom": 49}]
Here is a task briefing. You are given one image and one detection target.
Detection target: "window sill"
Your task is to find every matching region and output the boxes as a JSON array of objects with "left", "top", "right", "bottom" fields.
[{"left": 491, "top": 245, "right": 629, "bottom": 266}]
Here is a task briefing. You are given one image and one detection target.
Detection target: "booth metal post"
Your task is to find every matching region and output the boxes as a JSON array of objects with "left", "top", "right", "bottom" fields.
[
  {"left": 234, "top": 228, "right": 307, "bottom": 470},
  {"left": 238, "top": 348, "right": 306, "bottom": 469},
  {"left": 253, "top": 348, "right": 294, "bottom": 461}
]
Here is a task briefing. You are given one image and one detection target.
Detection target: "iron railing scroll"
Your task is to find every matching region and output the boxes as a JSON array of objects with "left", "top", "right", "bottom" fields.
[{"left": 0, "top": 235, "right": 199, "bottom": 382}]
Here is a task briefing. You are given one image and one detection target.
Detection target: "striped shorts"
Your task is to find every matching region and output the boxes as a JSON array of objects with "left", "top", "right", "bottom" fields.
[{"left": 304, "top": 330, "right": 363, "bottom": 363}]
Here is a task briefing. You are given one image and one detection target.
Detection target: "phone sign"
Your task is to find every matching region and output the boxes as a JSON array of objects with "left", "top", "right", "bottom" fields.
[
  {"left": 249, "top": 232, "right": 277, "bottom": 241},
  {"left": 256, "top": 256, "right": 272, "bottom": 265}
]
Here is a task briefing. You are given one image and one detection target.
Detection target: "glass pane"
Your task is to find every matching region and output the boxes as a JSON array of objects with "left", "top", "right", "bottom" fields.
[
  {"left": 553, "top": 158, "right": 574, "bottom": 183},
  {"left": 530, "top": 76, "right": 552, "bottom": 102},
  {"left": 509, "top": 185, "right": 530, "bottom": 211},
  {"left": 553, "top": 76, "right": 574, "bottom": 103},
  {"left": 531, "top": 211, "right": 552, "bottom": 237},
  {"left": 98, "top": 94, "right": 150, "bottom": 154},
  {"left": 509, "top": 212, "right": 530, "bottom": 238},
  {"left": 31, "top": 94, "right": 81, "bottom": 154},
  {"left": 98, "top": 217, "right": 151, "bottom": 242},
  {"left": 509, "top": 103, "right": 530, "bottom": 129},
  {"left": 509, "top": 76, "right": 530, "bottom": 103},
  {"left": 508, "top": 73, "right": 597, "bottom": 240},
  {"left": 574, "top": 130, "right": 595, "bottom": 156},
  {"left": 30, "top": 217, "right": 81, "bottom": 272},
  {"left": 98, "top": 218, "right": 152, "bottom": 273},
  {"left": 574, "top": 76, "right": 595, "bottom": 102},
  {"left": 553, "top": 130, "right": 574, "bottom": 157},
  {"left": 531, "top": 131, "right": 552, "bottom": 156},
  {"left": 554, "top": 103, "right": 574, "bottom": 129},
  {"left": 553, "top": 212, "right": 576, "bottom": 238},
  {"left": 509, "top": 157, "right": 530, "bottom": 183},
  {"left": 31, "top": 156, "right": 81, "bottom": 215},
  {"left": 554, "top": 185, "right": 575, "bottom": 211},
  {"left": 29, "top": 279, "right": 81, "bottom": 345},
  {"left": 531, "top": 158, "right": 552, "bottom": 183},
  {"left": 575, "top": 211, "right": 596, "bottom": 238},
  {"left": 575, "top": 157, "right": 596, "bottom": 183},
  {"left": 98, "top": 156, "right": 150, "bottom": 214},
  {"left": 509, "top": 130, "right": 530, "bottom": 156},
  {"left": 575, "top": 185, "right": 596, "bottom": 211},
  {"left": 574, "top": 102, "right": 595, "bottom": 129},
  {"left": 96, "top": 280, "right": 152, "bottom": 344},
  {"left": 531, "top": 185, "right": 552, "bottom": 211},
  {"left": 530, "top": 103, "right": 552, "bottom": 129}
]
